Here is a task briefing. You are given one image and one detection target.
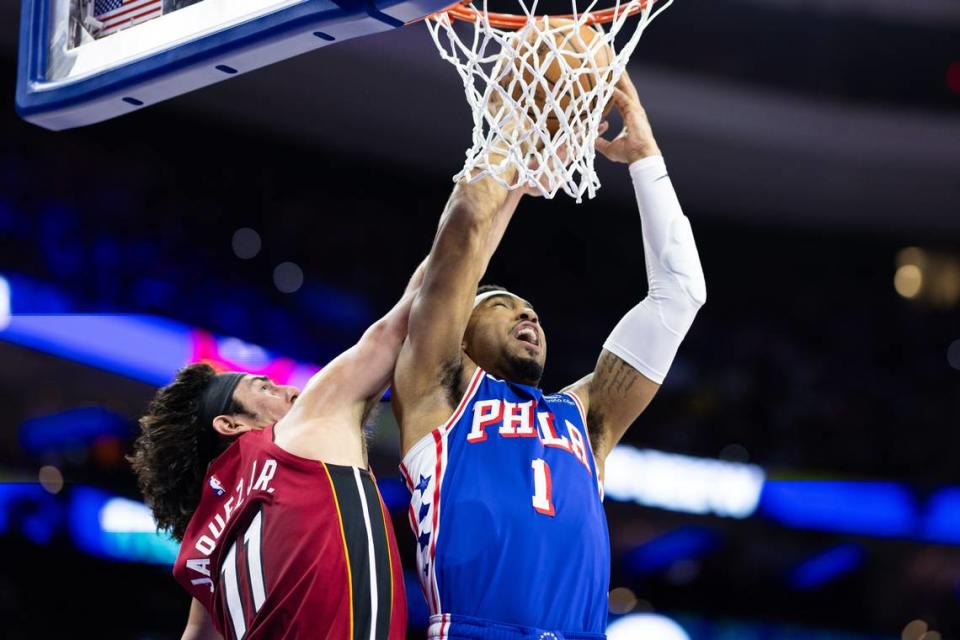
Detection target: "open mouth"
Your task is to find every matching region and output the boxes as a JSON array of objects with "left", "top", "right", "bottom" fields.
[{"left": 514, "top": 323, "right": 540, "bottom": 347}]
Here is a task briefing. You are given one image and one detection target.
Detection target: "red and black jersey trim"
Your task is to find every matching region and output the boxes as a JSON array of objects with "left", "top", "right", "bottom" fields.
[{"left": 325, "top": 463, "right": 395, "bottom": 640}]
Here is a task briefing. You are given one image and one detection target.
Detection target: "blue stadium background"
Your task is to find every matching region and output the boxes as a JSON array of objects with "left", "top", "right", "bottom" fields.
[{"left": 1, "top": 1, "right": 959, "bottom": 637}]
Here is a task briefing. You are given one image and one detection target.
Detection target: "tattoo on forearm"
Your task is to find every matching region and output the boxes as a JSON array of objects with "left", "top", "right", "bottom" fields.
[
  {"left": 595, "top": 351, "right": 640, "bottom": 396},
  {"left": 585, "top": 353, "right": 643, "bottom": 459}
]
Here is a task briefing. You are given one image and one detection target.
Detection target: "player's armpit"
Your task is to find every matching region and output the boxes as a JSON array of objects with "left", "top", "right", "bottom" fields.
[
  {"left": 580, "top": 348, "right": 661, "bottom": 463},
  {"left": 181, "top": 598, "right": 222, "bottom": 640}
]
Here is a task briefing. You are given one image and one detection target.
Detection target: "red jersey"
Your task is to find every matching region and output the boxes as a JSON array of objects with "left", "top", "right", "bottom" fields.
[{"left": 173, "top": 425, "right": 406, "bottom": 640}]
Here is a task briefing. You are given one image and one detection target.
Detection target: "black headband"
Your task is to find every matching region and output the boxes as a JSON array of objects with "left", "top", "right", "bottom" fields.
[{"left": 199, "top": 372, "right": 246, "bottom": 428}]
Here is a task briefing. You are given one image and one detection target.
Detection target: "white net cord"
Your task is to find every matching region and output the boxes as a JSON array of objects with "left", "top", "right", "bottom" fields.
[{"left": 427, "top": 0, "right": 673, "bottom": 202}]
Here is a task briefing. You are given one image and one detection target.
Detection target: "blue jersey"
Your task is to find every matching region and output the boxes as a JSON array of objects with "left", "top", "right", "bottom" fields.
[{"left": 400, "top": 367, "right": 609, "bottom": 637}]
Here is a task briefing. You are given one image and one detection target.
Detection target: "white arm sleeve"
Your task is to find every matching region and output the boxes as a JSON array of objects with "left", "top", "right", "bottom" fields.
[{"left": 602, "top": 155, "right": 707, "bottom": 385}]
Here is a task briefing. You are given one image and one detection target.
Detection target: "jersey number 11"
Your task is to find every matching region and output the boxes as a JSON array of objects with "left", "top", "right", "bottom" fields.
[{"left": 221, "top": 510, "right": 267, "bottom": 638}]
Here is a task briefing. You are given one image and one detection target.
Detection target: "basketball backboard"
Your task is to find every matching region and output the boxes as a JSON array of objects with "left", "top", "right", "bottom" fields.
[{"left": 16, "top": 0, "right": 453, "bottom": 130}]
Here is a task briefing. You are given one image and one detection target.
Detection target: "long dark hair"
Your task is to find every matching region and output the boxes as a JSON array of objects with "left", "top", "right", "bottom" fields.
[{"left": 128, "top": 363, "right": 245, "bottom": 542}]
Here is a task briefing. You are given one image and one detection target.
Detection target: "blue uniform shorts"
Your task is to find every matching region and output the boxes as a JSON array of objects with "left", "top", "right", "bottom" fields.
[{"left": 427, "top": 614, "right": 606, "bottom": 640}]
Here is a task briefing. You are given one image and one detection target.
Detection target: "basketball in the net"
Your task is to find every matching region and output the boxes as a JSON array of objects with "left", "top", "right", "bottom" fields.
[{"left": 500, "top": 17, "right": 614, "bottom": 136}]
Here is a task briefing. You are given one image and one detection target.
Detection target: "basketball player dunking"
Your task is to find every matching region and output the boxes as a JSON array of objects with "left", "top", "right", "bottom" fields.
[
  {"left": 130, "top": 166, "right": 528, "bottom": 639},
  {"left": 392, "top": 73, "right": 707, "bottom": 640},
  {"left": 129, "top": 263, "right": 425, "bottom": 639}
]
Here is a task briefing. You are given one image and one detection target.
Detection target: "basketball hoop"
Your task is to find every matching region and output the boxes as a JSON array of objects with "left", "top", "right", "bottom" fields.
[
  {"left": 426, "top": 0, "right": 672, "bottom": 202},
  {"left": 439, "top": 0, "right": 651, "bottom": 28}
]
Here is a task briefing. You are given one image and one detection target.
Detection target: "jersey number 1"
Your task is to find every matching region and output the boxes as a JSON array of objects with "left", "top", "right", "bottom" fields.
[{"left": 531, "top": 458, "right": 556, "bottom": 516}]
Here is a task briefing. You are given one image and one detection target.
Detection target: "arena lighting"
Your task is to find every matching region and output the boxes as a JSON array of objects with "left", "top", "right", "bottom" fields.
[
  {"left": 605, "top": 447, "right": 960, "bottom": 543},
  {"left": 948, "top": 339, "right": 960, "bottom": 370},
  {"left": 759, "top": 481, "right": 916, "bottom": 537},
  {"left": 923, "top": 487, "right": 960, "bottom": 544},
  {"left": 615, "top": 612, "right": 903, "bottom": 639},
  {"left": 789, "top": 543, "right": 865, "bottom": 590},
  {"left": 0, "top": 275, "right": 10, "bottom": 331},
  {"left": 4, "top": 476, "right": 960, "bottom": 567},
  {"left": 0, "top": 273, "right": 72, "bottom": 311},
  {"left": 626, "top": 525, "right": 721, "bottom": 574},
  {"left": 0, "top": 272, "right": 372, "bottom": 386},
  {"left": 659, "top": 613, "right": 898, "bottom": 639},
  {"left": 274, "top": 261, "right": 305, "bottom": 294},
  {"left": 1, "top": 314, "right": 192, "bottom": 385},
  {"left": 99, "top": 495, "right": 161, "bottom": 533},
  {"left": 38, "top": 465, "right": 65, "bottom": 495},
  {"left": 232, "top": 227, "right": 262, "bottom": 260},
  {"left": 894, "top": 264, "right": 923, "bottom": 299},
  {"left": 79, "top": 479, "right": 405, "bottom": 566},
  {"left": 604, "top": 445, "right": 766, "bottom": 518},
  {"left": 607, "top": 587, "right": 639, "bottom": 614},
  {"left": 607, "top": 614, "right": 691, "bottom": 640},
  {"left": 70, "top": 487, "right": 179, "bottom": 565},
  {"left": 893, "top": 248, "right": 960, "bottom": 308},
  {"left": 0, "top": 313, "right": 322, "bottom": 388},
  {"left": 897, "top": 247, "right": 927, "bottom": 270}
]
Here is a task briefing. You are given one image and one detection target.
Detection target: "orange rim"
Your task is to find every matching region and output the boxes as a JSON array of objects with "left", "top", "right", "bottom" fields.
[{"left": 432, "top": 0, "right": 654, "bottom": 28}]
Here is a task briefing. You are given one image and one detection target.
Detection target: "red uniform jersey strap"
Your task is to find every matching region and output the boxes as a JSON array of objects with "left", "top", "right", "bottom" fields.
[{"left": 173, "top": 425, "right": 407, "bottom": 639}]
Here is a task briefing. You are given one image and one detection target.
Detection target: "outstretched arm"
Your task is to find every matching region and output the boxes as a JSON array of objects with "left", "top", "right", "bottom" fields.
[
  {"left": 566, "top": 74, "right": 706, "bottom": 470},
  {"left": 393, "top": 173, "right": 525, "bottom": 453}
]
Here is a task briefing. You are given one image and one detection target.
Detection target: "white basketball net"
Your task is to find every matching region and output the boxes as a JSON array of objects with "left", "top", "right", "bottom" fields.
[{"left": 427, "top": 0, "right": 672, "bottom": 202}]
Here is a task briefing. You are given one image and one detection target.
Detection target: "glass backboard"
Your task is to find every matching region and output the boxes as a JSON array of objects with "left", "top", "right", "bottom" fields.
[{"left": 17, "top": 0, "right": 453, "bottom": 130}]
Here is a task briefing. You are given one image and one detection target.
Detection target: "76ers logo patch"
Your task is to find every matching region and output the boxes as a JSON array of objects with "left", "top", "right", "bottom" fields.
[{"left": 208, "top": 475, "right": 226, "bottom": 496}]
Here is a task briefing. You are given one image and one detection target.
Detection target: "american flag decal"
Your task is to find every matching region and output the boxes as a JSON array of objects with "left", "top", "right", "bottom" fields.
[{"left": 93, "top": 0, "right": 163, "bottom": 38}]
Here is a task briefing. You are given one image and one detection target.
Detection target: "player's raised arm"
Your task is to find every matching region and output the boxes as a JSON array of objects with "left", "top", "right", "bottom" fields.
[
  {"left": 393, "top": 174, "right": 524, "bottom": 452},
  {"left": 567, "top": 74, "right": 706, "bottom": 468}
]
